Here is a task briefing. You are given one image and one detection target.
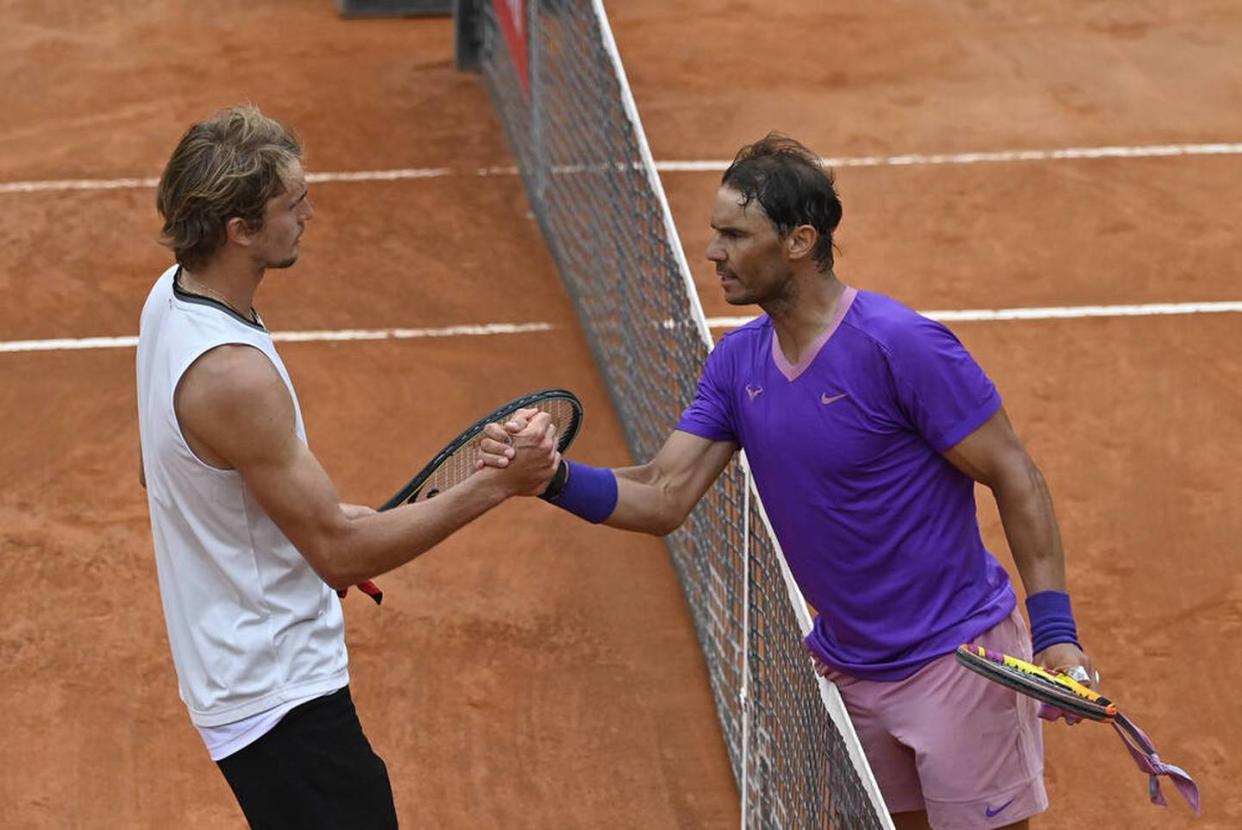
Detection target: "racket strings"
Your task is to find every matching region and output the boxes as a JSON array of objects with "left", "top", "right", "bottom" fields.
[{"left": 416, "top": 398, "right": 580, "bottom": 502}]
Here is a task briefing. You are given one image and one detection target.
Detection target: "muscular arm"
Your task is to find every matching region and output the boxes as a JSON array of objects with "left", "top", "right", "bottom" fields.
[
  {"left": 176, "top": 345, "right": 557, "bottom": 589},
  {"left": 941, "top": 406, "right": 1064, "bottom": 594},
  {"left": 943, "top": 406, "right": 1094, "bottom": 676},
  {"left": 606, "top": 430, "right": 737, "bottom": 535}
]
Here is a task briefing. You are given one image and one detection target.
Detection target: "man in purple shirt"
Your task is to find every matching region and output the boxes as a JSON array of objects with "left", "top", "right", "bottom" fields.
[{"left": 497, "top": 134, "right": 1095, "bottom": 830}]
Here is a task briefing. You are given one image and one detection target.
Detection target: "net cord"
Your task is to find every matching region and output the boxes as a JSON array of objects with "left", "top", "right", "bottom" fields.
[{"left": 588, "top": 0, "right": 714, "bottom": 352}]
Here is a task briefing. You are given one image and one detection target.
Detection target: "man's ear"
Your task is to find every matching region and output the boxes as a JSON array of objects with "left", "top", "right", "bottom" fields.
[
  {"left": 225, "top": 216, "right": 256, "bottom": 247},
  {"left": 786, "top": 224, "right": 818, "bottom": 262}
]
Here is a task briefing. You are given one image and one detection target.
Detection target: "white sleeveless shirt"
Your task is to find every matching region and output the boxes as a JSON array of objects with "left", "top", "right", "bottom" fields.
[{"left": 136, "top": 265, "right": 348, "bottom": 739}]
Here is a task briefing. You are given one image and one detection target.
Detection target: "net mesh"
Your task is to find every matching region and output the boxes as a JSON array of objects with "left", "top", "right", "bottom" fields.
[{"left": 470, "top": 2, "right": 889, "bottom": 826}]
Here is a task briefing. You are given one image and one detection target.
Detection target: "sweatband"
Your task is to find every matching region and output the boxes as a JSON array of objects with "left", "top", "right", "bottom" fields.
[
  {"left": 1026, "top": 590, "right": 1081, "bottom": 654},
  {"left": 540, "top": 459, "right": 617, "bottom": 524}
]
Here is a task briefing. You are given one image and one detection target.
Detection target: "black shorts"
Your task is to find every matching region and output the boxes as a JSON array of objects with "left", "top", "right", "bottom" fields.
[{"left": 216, "top": 685, "right": 398, "bottom": 830}]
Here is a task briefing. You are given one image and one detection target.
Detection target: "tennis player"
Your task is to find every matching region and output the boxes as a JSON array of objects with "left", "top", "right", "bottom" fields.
[
  {"left": 498, "top": 134, "right": 1096, "bottom": 830},
  {"left": 135, "top": 105, "right": 561, "bottom": 829}
]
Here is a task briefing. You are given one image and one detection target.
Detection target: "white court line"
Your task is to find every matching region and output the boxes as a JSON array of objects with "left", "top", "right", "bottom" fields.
[
  {"left": 0, "top": 322, "right": 553, "bottom": 354},
  {"left": 4, "top": 302, "right": 1241, "bottom": 354},
  {"left": 3, "top": 142, "right": 1241, "bottom": 194},
  {"left": 706, "top": 300, "right": 1242, "bottom": 328},
  {"left": 664, "top": 142, "right": 1242, "bottom": 172}
]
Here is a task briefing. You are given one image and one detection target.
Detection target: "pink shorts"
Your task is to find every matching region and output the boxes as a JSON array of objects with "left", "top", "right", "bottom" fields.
[{"left": 823, "top": 607, "right": 1048, "bottom": 829}]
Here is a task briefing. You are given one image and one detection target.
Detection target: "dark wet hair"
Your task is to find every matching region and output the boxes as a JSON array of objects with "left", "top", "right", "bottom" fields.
[{"left": 721, "top": 133, "right": 843, "bottom": 270}]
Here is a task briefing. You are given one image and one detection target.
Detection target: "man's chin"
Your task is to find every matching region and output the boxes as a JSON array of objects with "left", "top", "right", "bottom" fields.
[{"left": 269, "top": 254, "right": 299, "bottom": 270}]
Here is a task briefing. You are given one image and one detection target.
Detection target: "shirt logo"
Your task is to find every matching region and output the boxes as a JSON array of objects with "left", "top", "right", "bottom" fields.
[
  {"left": 746, "top": 385, "right": 763, "bottom": 401},
  {"left": 985, "top": 798, "right": 1016, "bottom": 818},
  {"left": 820, "top": 392, "right": 847, "bottom": 405}
]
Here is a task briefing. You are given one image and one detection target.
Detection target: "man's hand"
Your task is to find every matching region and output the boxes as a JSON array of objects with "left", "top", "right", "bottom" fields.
[
  {"left": 475, "top": 411, "right": 560, "bottom": 496},
  {"left": 1033, "top": 642, "right": 1099, "bottom": 726},
  {"left": 1035, "top": 641, "right": 1098, "bottom": 690},
  {"left": 476, "top": 407, "right": 541, "bottom": 470}
]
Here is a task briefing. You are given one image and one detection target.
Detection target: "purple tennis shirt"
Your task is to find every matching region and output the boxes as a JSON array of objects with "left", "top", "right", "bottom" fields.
[{"left": 677, "top": 288, "right": 1016, "bottom": 681}]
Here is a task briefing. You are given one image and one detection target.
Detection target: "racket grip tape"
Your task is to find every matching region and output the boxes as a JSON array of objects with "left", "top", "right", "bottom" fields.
[
  {"left": 337, "top": 579, "right": 384, "bottom": 605},
  {"left": 357, "top": 579, "right": 383, "bottom": 604}
]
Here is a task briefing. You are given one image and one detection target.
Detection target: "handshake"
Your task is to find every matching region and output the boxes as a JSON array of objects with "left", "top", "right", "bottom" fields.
[{"left": 473, "top": 407, "right": 565, "bottom": 498}]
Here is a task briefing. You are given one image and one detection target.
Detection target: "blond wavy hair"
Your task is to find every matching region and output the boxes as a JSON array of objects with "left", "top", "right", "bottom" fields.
[{"left": 156, "top": 105, "right": 302, "bottom": 270}]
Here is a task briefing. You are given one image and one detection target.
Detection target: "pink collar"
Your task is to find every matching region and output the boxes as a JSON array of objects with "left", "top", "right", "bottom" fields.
[{"left": 771, "top": 287, "right": 858, "bottom": 381}]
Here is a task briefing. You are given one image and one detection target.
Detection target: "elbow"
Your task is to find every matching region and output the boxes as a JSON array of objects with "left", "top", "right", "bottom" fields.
[
  {"left": 302, "top": 544, "right": 353, "bottom": 590},
  {"left": 652, "top": 503, "right": 691, "bottom": 537},
  {"left": 317, "top": 542, "right": 370, "bottom": 591},
  {"left": 323, "top": 573, "right": 355, "bottom": 593},
  {"left": 612, "top": 465, "right": 694, "bottom": 536},
  {"left": 316, "top": 559, "right": 362, "bottom": 593},
  {"left": 310, "top": 545, "right": 350, "bottom": 590},
  {"left": 991, "top": 452, "right": 1045, "bottom": 498},
  {"left": 299, "top": 523, "right": 364, "bottom": 590}
]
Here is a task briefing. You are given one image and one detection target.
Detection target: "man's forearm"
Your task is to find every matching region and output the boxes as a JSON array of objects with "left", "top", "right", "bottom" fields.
[
  {"left": 313, "top": 475, "right": 509, "bottom": 587},
  {"left": 605, "top": 468, "right": 685, "bottom": 535},
  {"left": 992, "top": 457, "right": 1089, "bottom": 656},
  {"left": 992, "top": 456, "right": 1066, "bottom": 595},
  {"left": 540, "top": 433, "right": 736, "bottom": 536},
  {"left": 542, "top": 461, "right": 678, "bottom": 535}
]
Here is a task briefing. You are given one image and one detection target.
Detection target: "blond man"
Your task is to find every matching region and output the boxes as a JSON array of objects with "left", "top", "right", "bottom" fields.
[{"left": 137, "top": 105, "right": 559, "bottom": 828}]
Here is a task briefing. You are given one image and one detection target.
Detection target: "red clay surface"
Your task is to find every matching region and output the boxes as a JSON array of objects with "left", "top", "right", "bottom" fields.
[{"left": 2, "top": 1, "right": 1240, "bottom": 828}]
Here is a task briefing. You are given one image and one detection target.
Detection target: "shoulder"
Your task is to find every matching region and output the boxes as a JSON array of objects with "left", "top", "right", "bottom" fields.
[
  {"left": 712, "top": 314, "right": 771, "bottom": 355},
  {"left": 179, "top": 344, "right": 289, "bottom": 414},
  {"left": 842, "top": 291, "right": 960, "bottom": 355},
  {"left": 176, "top": 344, "right": 297, "bottom": 462},
  {"left": 699, "top": 316, "right": 771, "bottom": 382}
]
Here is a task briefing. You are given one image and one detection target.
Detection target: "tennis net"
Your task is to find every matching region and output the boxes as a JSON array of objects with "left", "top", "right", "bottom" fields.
[{"left": 459, "top": 2, "right": 891, "bottom": 826}]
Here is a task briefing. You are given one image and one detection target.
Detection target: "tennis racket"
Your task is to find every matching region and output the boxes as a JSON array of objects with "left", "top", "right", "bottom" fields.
[
  {"left": 956, "top": 644, "right": 1200, "bottom": 815},
  {"left": 379, "top": 387, "right": 583, "bottom": 509},
  {"left": 956, "top": 644, "right": 1115, "bottom": 721},
  {"left": 339, "top": 389, "right": 584, "bottom": 605}
]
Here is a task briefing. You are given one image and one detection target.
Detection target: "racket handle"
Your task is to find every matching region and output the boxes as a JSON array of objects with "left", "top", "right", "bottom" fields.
[
  {"left": 336, "top": 579, "right": 384, "bottom": 605},
  {"left": 357, "top": 579, "right": 383, "bottom": 604}
]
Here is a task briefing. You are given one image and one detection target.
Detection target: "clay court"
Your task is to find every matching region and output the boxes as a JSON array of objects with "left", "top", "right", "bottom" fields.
[{"left": 1, "top": 1, "right": 1239, "bottom": 827}]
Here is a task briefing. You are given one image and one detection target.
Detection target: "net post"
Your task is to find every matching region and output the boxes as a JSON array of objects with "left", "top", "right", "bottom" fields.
[{"left": 453, "top": 0, "right": 482, "bottom": 72}]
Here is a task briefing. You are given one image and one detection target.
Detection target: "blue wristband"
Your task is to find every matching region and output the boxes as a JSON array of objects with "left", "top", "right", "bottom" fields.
[
  {"left": 545, "top": 460, "right": 617, "bottom": 524},
  {"left": 1025, "top": 590, "right": 1081, "bottom": 654}
]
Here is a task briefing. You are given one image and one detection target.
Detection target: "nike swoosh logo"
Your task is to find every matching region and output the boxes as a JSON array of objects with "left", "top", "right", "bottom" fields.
[
  {"left": 985, "top": 798, "right": 1016, "bottom": 818},
  {"left": 820, "top": 392, "right": 847, "bottom": 405}
]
